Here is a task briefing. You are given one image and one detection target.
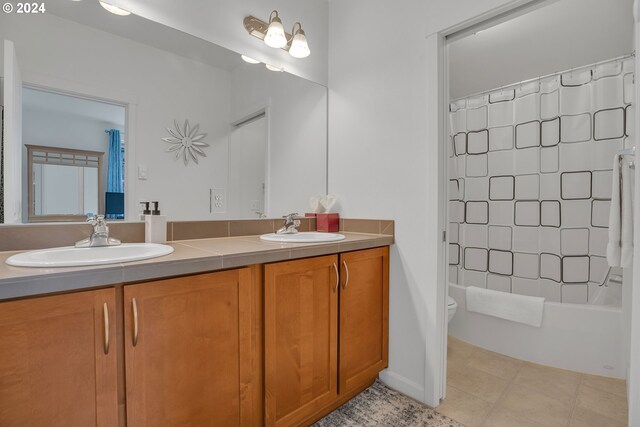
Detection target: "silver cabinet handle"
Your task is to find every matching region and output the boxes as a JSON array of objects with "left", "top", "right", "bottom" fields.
[
  {"left": 103, "top": 303, "right": 110, "bottom": 355},
  {"left": 132, "top": 298, "right": 139, "bottom": 347},
  {"left": 332, "top": 263, "right": 339, "bottom": 292},
  {"left": 342, "top": 260, "right": 349, "bottom": 290}
]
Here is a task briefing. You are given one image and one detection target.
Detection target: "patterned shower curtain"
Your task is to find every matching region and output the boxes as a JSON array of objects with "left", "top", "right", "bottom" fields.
[{"left": 447, "top": 55, "right": 634, "bottom": 304}]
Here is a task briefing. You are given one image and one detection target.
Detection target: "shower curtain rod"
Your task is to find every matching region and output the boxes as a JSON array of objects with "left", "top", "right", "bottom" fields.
[{"left": 451, "top": 52, "right": 635, "bottom": 103}]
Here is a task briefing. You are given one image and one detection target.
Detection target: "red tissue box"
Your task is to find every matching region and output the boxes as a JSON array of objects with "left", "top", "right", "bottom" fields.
[{"left": 316, "top": 213, "right": 339, "bottom": 232}]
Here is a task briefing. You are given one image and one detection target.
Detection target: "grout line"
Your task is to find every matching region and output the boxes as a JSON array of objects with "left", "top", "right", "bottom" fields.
[
  {"left": 564, "top": 373, "right": 583, "bottom": 427},
  {"left": 478, "top": 363, "right": 521, "bottom": 427}
]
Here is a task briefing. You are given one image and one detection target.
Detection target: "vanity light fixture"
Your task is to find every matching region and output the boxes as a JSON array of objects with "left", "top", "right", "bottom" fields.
[
  {"left": 99, "top": 0, "right": 131, "bottom": 16},
  {"left": 241, "top": 55, "right": 260, "bottom": 64},
  {"left": 263, "top": 11, "right": 287, "bottom": 48},
  {"left": 243, "top": 11, "right": 311, "bottom": 58},
  {"left": 288, "top": 23, "right": 310, "bottom": 59}
]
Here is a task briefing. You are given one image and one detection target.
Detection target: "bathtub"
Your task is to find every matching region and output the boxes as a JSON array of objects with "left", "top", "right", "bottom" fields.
[{"left": 448, "top": 282, "right": 626, "bottom": 378}]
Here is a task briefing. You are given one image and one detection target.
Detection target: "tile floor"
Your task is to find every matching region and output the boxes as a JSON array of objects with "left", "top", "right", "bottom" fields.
[{"left": 438, "top": 337, "right": 628, "bottom": 427}]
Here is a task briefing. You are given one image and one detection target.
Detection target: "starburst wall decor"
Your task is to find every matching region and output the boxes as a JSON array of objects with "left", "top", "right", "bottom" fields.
[{"left": 162, "top": 119, "right": 209, "bottom": 166}]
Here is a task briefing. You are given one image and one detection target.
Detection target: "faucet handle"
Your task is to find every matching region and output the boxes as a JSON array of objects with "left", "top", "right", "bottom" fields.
[
  {"left": 86, "top": 214, "right": 105, "bottom": 223},
  {"left": 283, "top": 212, "right": 298, "bottom": 221}
]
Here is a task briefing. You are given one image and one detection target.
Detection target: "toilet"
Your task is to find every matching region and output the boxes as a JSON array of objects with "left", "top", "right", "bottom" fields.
[{"left": 447, "top": 296, "right": 458, "bottom": 323}]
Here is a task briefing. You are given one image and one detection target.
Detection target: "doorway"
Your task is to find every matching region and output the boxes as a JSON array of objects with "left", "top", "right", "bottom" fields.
[
  {"left": 437, "top": 0, "right": 635, "bottom": 425},
  {"left": 228, "top": 113, "right": 267, "bottom": 218}
]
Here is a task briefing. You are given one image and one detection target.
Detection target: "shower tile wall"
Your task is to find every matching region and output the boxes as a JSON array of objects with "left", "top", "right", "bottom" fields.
[{"left": 448, "top": 56, "right": 634, "bottom": 304}]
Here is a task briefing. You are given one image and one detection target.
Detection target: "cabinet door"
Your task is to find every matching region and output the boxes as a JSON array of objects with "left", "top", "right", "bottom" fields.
[
  {"left": 124, "top": 268, "right": 260, "bottom": 427},
  {"left": 339, "top": 247, "right": 389, "bottom": 393},
  {"left": 264, "top": 255, "right": 339, "bottom": 427},
  {"left": 0, "top": 289, "right": 118, "bottom": 427}
]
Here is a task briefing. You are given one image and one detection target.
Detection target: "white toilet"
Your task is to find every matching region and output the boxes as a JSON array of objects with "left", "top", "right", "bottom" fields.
[{"left": 447, "top": 296, "right": 458, "bottom": 323}]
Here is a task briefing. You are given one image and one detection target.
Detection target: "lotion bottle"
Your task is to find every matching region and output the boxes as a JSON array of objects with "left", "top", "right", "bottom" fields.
[{"left": 145, "top": 201, "right": 167, "bottom": 243}]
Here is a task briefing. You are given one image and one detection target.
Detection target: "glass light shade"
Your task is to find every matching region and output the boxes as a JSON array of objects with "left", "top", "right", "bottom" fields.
[
  {"left": 99, "top": 1, "right": 131, "bottom": 15},
  {"left": 265, "top": 64, "right": 283, "bottom": 72},
  {"left": 289, "top": 31, "right": 310, "bottom": 58},
  {"left": 264, "top": 17, "right": 287, "bottom": 48},
  {"left": 241, "top": 55, "right": 260, "bottom": 64}
]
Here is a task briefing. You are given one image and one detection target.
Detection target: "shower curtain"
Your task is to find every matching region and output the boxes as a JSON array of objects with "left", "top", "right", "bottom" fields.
[
  {"left": 107, "top": 129, "right": 123, "bottom": 193},
  {"left": 448, "top": 55, "right": 634, "bottom": 304},
  {"left": 106, "top": 129, "right": 124, "bottom": 219}
]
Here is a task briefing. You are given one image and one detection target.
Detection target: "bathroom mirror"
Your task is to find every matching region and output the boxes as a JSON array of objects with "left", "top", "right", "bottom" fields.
[{"left": 0, "top": 1, "right": 327, "bottom": 223}]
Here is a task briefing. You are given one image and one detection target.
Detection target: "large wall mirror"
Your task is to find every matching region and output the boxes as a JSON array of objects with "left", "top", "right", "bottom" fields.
[{"left": 0, "top": 1, "right": 327, "bottom": 223}]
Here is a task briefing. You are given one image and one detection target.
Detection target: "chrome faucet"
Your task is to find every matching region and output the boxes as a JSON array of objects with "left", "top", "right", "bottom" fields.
[
  {"left": 75, "top": 215, "right": 122, "bottom": 248},
  {"left": 277, "top": 213, "right": 300, "bottom": 234}
]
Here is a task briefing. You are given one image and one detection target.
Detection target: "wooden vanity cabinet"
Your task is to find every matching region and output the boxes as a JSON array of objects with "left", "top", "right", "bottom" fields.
[
  {"left": 0, "top": 288, "right": 118, "bottom": 427},
  {"left": 264, "top": 247, "right": 389, "bottom": 427},
  {"left": 123, "top": 267, "right": 262, "bottom": 427},
  {"left": 264, "top": 255, "right": 339, "bottom": 427},
  {"left": 338, "top": 247, "right": 389, "bottom": 394},
  {"left": 0, "top": 245, "right": 388, "bottom": 427}
]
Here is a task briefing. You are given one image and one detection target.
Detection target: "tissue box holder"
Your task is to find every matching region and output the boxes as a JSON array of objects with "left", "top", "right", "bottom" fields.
[{"left": 316, "top": 213, "right": 339, "bottom": 232}]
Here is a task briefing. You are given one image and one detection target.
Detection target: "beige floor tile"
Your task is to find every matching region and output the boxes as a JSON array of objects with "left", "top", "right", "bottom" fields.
[
  {"left": 482, "top": 407, "right": 546, "bottom": 427},
  {"left": 569, "top": 406, "right": 627, "bottom": 427},
  {"left": 581, "top": 373, "right": 627, "bottom": 398},
  {"left": 438, "top": 386, "right": 492, "bottom": 427},
  {"left": 448, "top": 336, "right": 477, "bottom": 362},
  {"left": 576, "top": 384, "right": 628, "bottom": 424},
  {"left": 447, "top": 364, "right": 510, "bottom": 403},
  {"left": 466, "top": 348, "right": 523, "bottom": 381},
  {"left": 513, "top": 361, "right": 581, "bottom": 402},
  {"left": 497, "top": 383, "right": 573, "bottom": 427},
  {"left": 447, "top": 355, "right": 468, "bottom": 378}
]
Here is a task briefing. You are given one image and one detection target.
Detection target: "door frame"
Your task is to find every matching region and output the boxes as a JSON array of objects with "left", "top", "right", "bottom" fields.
[
  {"left": 429, "top": 0, "right": 558, "bottom": 404},
  {"left": 627, "top": 2, "right": 640, "bottom": 423},
  {"left": 230, "top": 102, "right": 271, "bottom": 218}
]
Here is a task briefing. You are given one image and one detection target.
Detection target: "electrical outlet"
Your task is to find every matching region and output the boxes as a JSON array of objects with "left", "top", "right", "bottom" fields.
[{"left": 211, "top": 188, "right": 225, "bottom": 213}]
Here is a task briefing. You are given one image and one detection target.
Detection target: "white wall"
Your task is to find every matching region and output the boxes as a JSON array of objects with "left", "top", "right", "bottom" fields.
[
  {"left": 121, "top": 0, "right": 329, "bottom": 86},
  {"left": 230, "top": 65, "right": 327, "bottom": 217},
  {"left": 0, "top": 12, "right": 231, "bottom": 221},
  {"left": 449, "top": 0, "right": 634, "bottom": 99},
  {"left": 328, "top": 0, "right": 530, "bottom": 406}
]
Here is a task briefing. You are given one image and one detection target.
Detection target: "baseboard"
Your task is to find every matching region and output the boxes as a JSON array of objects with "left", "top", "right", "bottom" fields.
[{"left": 378, "top": 370, "right": 425, "bottom": 404}]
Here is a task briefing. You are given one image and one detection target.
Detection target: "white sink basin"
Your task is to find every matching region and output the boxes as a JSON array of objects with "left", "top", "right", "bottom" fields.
[
  {"left": 260, "top": 232, "right": 345, "bottom": 243},
  {"left": 6, "top": 243, "right": 174, "bottom": 268}
]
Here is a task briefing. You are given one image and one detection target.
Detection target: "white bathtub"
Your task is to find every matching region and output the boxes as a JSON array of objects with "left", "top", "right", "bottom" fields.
[{"left": 448, "top": 283, "right": 625, "bottom": 378}]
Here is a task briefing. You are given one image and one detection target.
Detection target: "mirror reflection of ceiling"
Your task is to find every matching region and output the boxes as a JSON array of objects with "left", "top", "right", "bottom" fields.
[
  {"left": 46, "top": 1, "right": 243, "bottom": 72},
  {"left": 23, "top": 88, "right": 125, "bottom": 128}
]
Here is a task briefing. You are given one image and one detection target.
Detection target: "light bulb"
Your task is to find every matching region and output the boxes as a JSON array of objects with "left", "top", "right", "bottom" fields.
[
  {"left": 289, "top": 29, "right": 310, "bottom": 58},
  {"left": 241, "top": 55, "right": 260, "bottom": 64},
  {"left": 264, "top": 14, "right": 287, "bottom": 48},
  {"left": 99, "top": 0, "right": 131, "bottom": 15}
]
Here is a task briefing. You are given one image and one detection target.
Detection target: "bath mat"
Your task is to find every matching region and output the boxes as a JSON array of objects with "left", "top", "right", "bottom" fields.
[{"left": 312, "top": 380, "right": 465, "bottom": 427}]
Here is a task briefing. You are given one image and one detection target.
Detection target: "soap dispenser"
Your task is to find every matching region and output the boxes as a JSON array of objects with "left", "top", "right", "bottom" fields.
[
  {"left": 140, "top": 201, "right": 151, "bottom": 221},
  {"left": 144, "top": 201, "right": 167, "bottom": 244}
]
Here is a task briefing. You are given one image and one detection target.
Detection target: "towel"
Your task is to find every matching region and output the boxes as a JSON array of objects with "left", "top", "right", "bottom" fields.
[
  {"left": 607, "top": 155, "right": 634, "bottom": 268},
  {"left": 607, "top": 155, "right": 622, "bottom": 265},
  {"left": 466, "top": 286, "right": 545, "bottom": 327},
  {"left": 621, "top": 159, "right": 634, "bottom": 267}
]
